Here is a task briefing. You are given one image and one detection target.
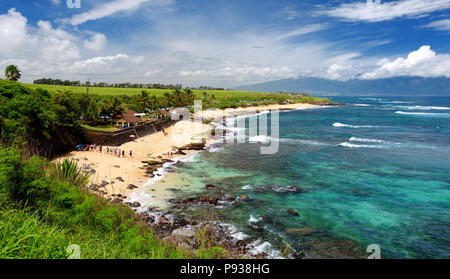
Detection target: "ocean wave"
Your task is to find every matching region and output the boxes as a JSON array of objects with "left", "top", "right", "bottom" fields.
[
  {"left": 349, "top": 137, "right": 388, "bottom": 143},
  {"left": 249, "top": 215, "right": 260, "bottom": 223},
  {"left": 338, "top": 142, "right": 384, "bottom": 149},
  {"left": 333, "top": 122, "right": 377, "bottom": 128},
  {"left": 249, "top": 135, "right": 272, "bottom": 144},
  {"left": 395, "top": 111, "right": 450, "bottom": 117},
  {"left": 248, "top": 239, "right": 282, "bottom": 259},
  {"left": 350, "top": 104, "right": 372, "bottom": 107},
  {"left": 380, "top": 101, "right": 413, "bottom": 104},
  {"left": 396, "top": 106, "right": 450, "bottom": 111},
  {"left": 208, "top": 146, "right": 224, "bottom": 153},
  {"left": 248, "top": 135, "right": 328, "bottom": 146}
]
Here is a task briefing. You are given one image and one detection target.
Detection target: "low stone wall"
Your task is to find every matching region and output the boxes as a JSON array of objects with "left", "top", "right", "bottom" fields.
[{"left": 82, "top": 119, "right": 175, "bottom": 146}]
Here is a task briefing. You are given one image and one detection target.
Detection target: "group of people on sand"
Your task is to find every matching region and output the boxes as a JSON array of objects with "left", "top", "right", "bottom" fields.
[
  {"left": 78, "top": 143, "right": 133, "bottom": 158},
  {"left": 106, "top": 147, "right": 133, "bottom": 158}
]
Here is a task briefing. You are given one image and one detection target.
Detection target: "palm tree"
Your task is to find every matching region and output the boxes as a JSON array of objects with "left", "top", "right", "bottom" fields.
[{"left": 5, "top": 65, "right": 21, "bottom": 81}]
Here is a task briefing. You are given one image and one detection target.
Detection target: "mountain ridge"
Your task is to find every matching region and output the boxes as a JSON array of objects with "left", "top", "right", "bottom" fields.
[{"left": 234, "top": 76, "right": 450, "bottom": 96}]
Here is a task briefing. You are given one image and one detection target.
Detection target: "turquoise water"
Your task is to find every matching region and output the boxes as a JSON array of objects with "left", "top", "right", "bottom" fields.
[{"left": 168, "top": 96, "right": 450, "bottom": 258}]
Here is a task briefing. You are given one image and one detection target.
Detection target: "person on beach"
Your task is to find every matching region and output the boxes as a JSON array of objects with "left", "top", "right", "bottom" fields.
[
  {"left": 122, "top": 150, "right": 125, "bottom": 157},
  {"left": 129, "top": 150, "right": 133, "bottom": 157}
]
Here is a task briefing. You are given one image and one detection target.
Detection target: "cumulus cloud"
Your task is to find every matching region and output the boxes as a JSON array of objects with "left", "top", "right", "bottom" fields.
[
  {"left": 65, "top": 0, "right": 173, "bottom": 25},
  {"left": 423, "top": 19, "right": 450, "bottom": 31},
  {"left": 0, "top": 8, "right": 27, "bottom": 54},
  {"left": 361, "top": 45, "right": 450, "bottom": 79},
  {"left": 321, "top": 0, "right": 450, "bottom": 22},
  {"left": 72, "top": 54, "right": 130, "bottom": 73},
  {"left": 84, "top": 33, "right": 107, "bottom": 51}
]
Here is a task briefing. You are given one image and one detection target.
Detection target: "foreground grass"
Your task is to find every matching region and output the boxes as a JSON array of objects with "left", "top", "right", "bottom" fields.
[{"left": 0, "top": 148, "right": 226, "bottom": 259}]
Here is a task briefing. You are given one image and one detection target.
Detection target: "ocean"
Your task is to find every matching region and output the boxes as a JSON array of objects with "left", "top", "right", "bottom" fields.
[{"left": 142, "top": 96, "right": 450, "bottom": 258}]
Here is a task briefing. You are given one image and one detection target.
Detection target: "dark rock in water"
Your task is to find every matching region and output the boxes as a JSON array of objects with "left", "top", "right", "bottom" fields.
[
  {"left": 130, "top": 202, "right": 141, "bottom": 208},
  {"left": 161, "top": 159, "right": 174, "bottom": 163},
  {"left": 112, "top": 194, "right": 116, "bottom": 197},
  {"left": 262, "top": 217, "right": 272, "bottom": 223},
  {"left": 239, "top": 194, "right": 250, "bottom": 201},
  {"left": 117, "top": 194, "right": 122, "bottom": 198},
  {"left": 179, "top": 140, "right": 206, "bottom": 150},
  {"left": 285, "top": 227, "right": 317, "bottom": 236},
  {"left": 285, "top": 185, "right": 304, "bottom": 193},
  {"left": 99, "top": 180, "right": 109, "bottom": 187},
  {"left": 205, "top": 184, "right": 217, "bottom": 189},
  {"left": 127, "top": 184, "right": 138, "bottom": 190},
  {"left": 175, "top": 149, "right": 186, "bottom": 155},
  {"left": 226, "top": 196, "right": 236, "bottom": 202},
  {"left": 250, "top": 224, "right": 264, "bottom": 231},
  {"left": 287, "top": 209, "right": 299, "bottom": 216},
  {"left": 208, "top": 197, "right": 219, "bottom": 205}
]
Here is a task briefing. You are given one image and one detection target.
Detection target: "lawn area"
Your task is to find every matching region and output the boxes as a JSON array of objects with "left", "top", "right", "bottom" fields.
[
  {"left": 81, "top": 124, "right": 118, "bottom": 132},
  {"left": 24, "top": 83, "right": 280, "bottom": 99}
]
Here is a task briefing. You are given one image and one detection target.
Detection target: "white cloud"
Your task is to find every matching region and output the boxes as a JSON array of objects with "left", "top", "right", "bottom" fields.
[
  {"left": 72, "top": 54, "right": 130, "bottom": 73},
  {"left": 50, "top": 0, "right": 61, "bottom": 5},
  {"left": 276, "top": 24, "right": 327, "bottom": 40},
  {"left": 423, "top": 19, "right": 450, "bottom": 31},
  {"left": 361, "top": 45, "right": 450, "bottom": 79},
  {"left": 84, "top": 33, "right": 107, "bottom": 51},
  {"left": 321, "top": 0, "right": 450, "bottom": 22},
  {"left": 0, "top": 8, "right": 27, "bottom": 55},
  {"left": 65, "top": 0, "right": 173, "bottom": 25}
]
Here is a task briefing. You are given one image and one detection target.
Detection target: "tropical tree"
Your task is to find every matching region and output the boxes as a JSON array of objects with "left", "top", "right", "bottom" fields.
[
  {"left": 105, "top": 97, "right": 125, "bottom": 123},
  {"left": 5, "top": 65, "right": 21, "bottom": 81},
  {"left": 163, "top": 92, "right": 172, "bottom": 108}
]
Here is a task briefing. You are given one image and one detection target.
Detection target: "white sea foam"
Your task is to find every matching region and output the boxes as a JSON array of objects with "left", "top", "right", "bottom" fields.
[
  {"left": 249, "top": 215, "right": 260, "bottom": 223},
  {"left": 351, "top": 104, "right": 372, "bottom": 107},
  {"left": 248, "top": 239, "right": 283, "bottom": 259},
  {"left": 395, "top": 106, "right": 450, "bottom": 110},
  {"left": 249, "top": 135, "right": 272, "bottom": 144},
  {"left": 208, "top": 146, "right": 224, "bottom": 153},
  {"left": 338, "top": 142, "right": 384, "bottom": 149},
  {"left": 333, "top": 122, "right": 376, "bottom": 128},
  {"left": 395, "top": 111, "right": 450, "bottom": 116},
  {"left": 349, "top": 137, "right": 388, "bottom": 143},
  {"left": 242, "top": 185, "right": 252, "bottom": 190}
]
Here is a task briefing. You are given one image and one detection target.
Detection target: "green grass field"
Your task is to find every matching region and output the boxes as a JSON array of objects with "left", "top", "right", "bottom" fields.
[{"left": 24, "top": 83, "right": 282, "bottom": 99}]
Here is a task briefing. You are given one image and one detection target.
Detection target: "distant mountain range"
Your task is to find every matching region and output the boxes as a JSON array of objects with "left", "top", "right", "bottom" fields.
[{"left": 235, "top": 76, "right": 450, "bottom": 96}]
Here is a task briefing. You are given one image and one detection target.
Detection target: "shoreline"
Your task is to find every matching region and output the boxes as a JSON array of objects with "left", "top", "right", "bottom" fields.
[{"left": 54, "top": 102, "right": 324, "bottom": 204}]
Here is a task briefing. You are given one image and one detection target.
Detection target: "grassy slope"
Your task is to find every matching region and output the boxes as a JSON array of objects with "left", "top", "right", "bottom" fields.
[
  {"left": 0, "top": 149, "right": 226, "bottom": 259},
  {"left": 24, "top": 83, "right": 281, "bottom": 98}
]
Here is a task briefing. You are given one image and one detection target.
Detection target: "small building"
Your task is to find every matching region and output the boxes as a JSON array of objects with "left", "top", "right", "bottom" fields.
[{"left": 113, "top": 110, "right": 141, "bottom": 128}]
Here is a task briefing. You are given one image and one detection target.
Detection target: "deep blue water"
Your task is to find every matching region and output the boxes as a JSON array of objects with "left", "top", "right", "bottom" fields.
[{"left": 168, "top": 96, "right": 450, "bottom": 258}]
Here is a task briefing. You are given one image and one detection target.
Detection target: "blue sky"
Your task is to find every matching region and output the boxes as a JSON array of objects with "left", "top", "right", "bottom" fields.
[{"left": 0, "top": 0, "right": 449, "bottom": 87}]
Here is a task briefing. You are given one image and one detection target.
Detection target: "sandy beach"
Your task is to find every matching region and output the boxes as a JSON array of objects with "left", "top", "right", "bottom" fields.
[{"left": 54, "top": 103, "right": 321, "bottom": 203}]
